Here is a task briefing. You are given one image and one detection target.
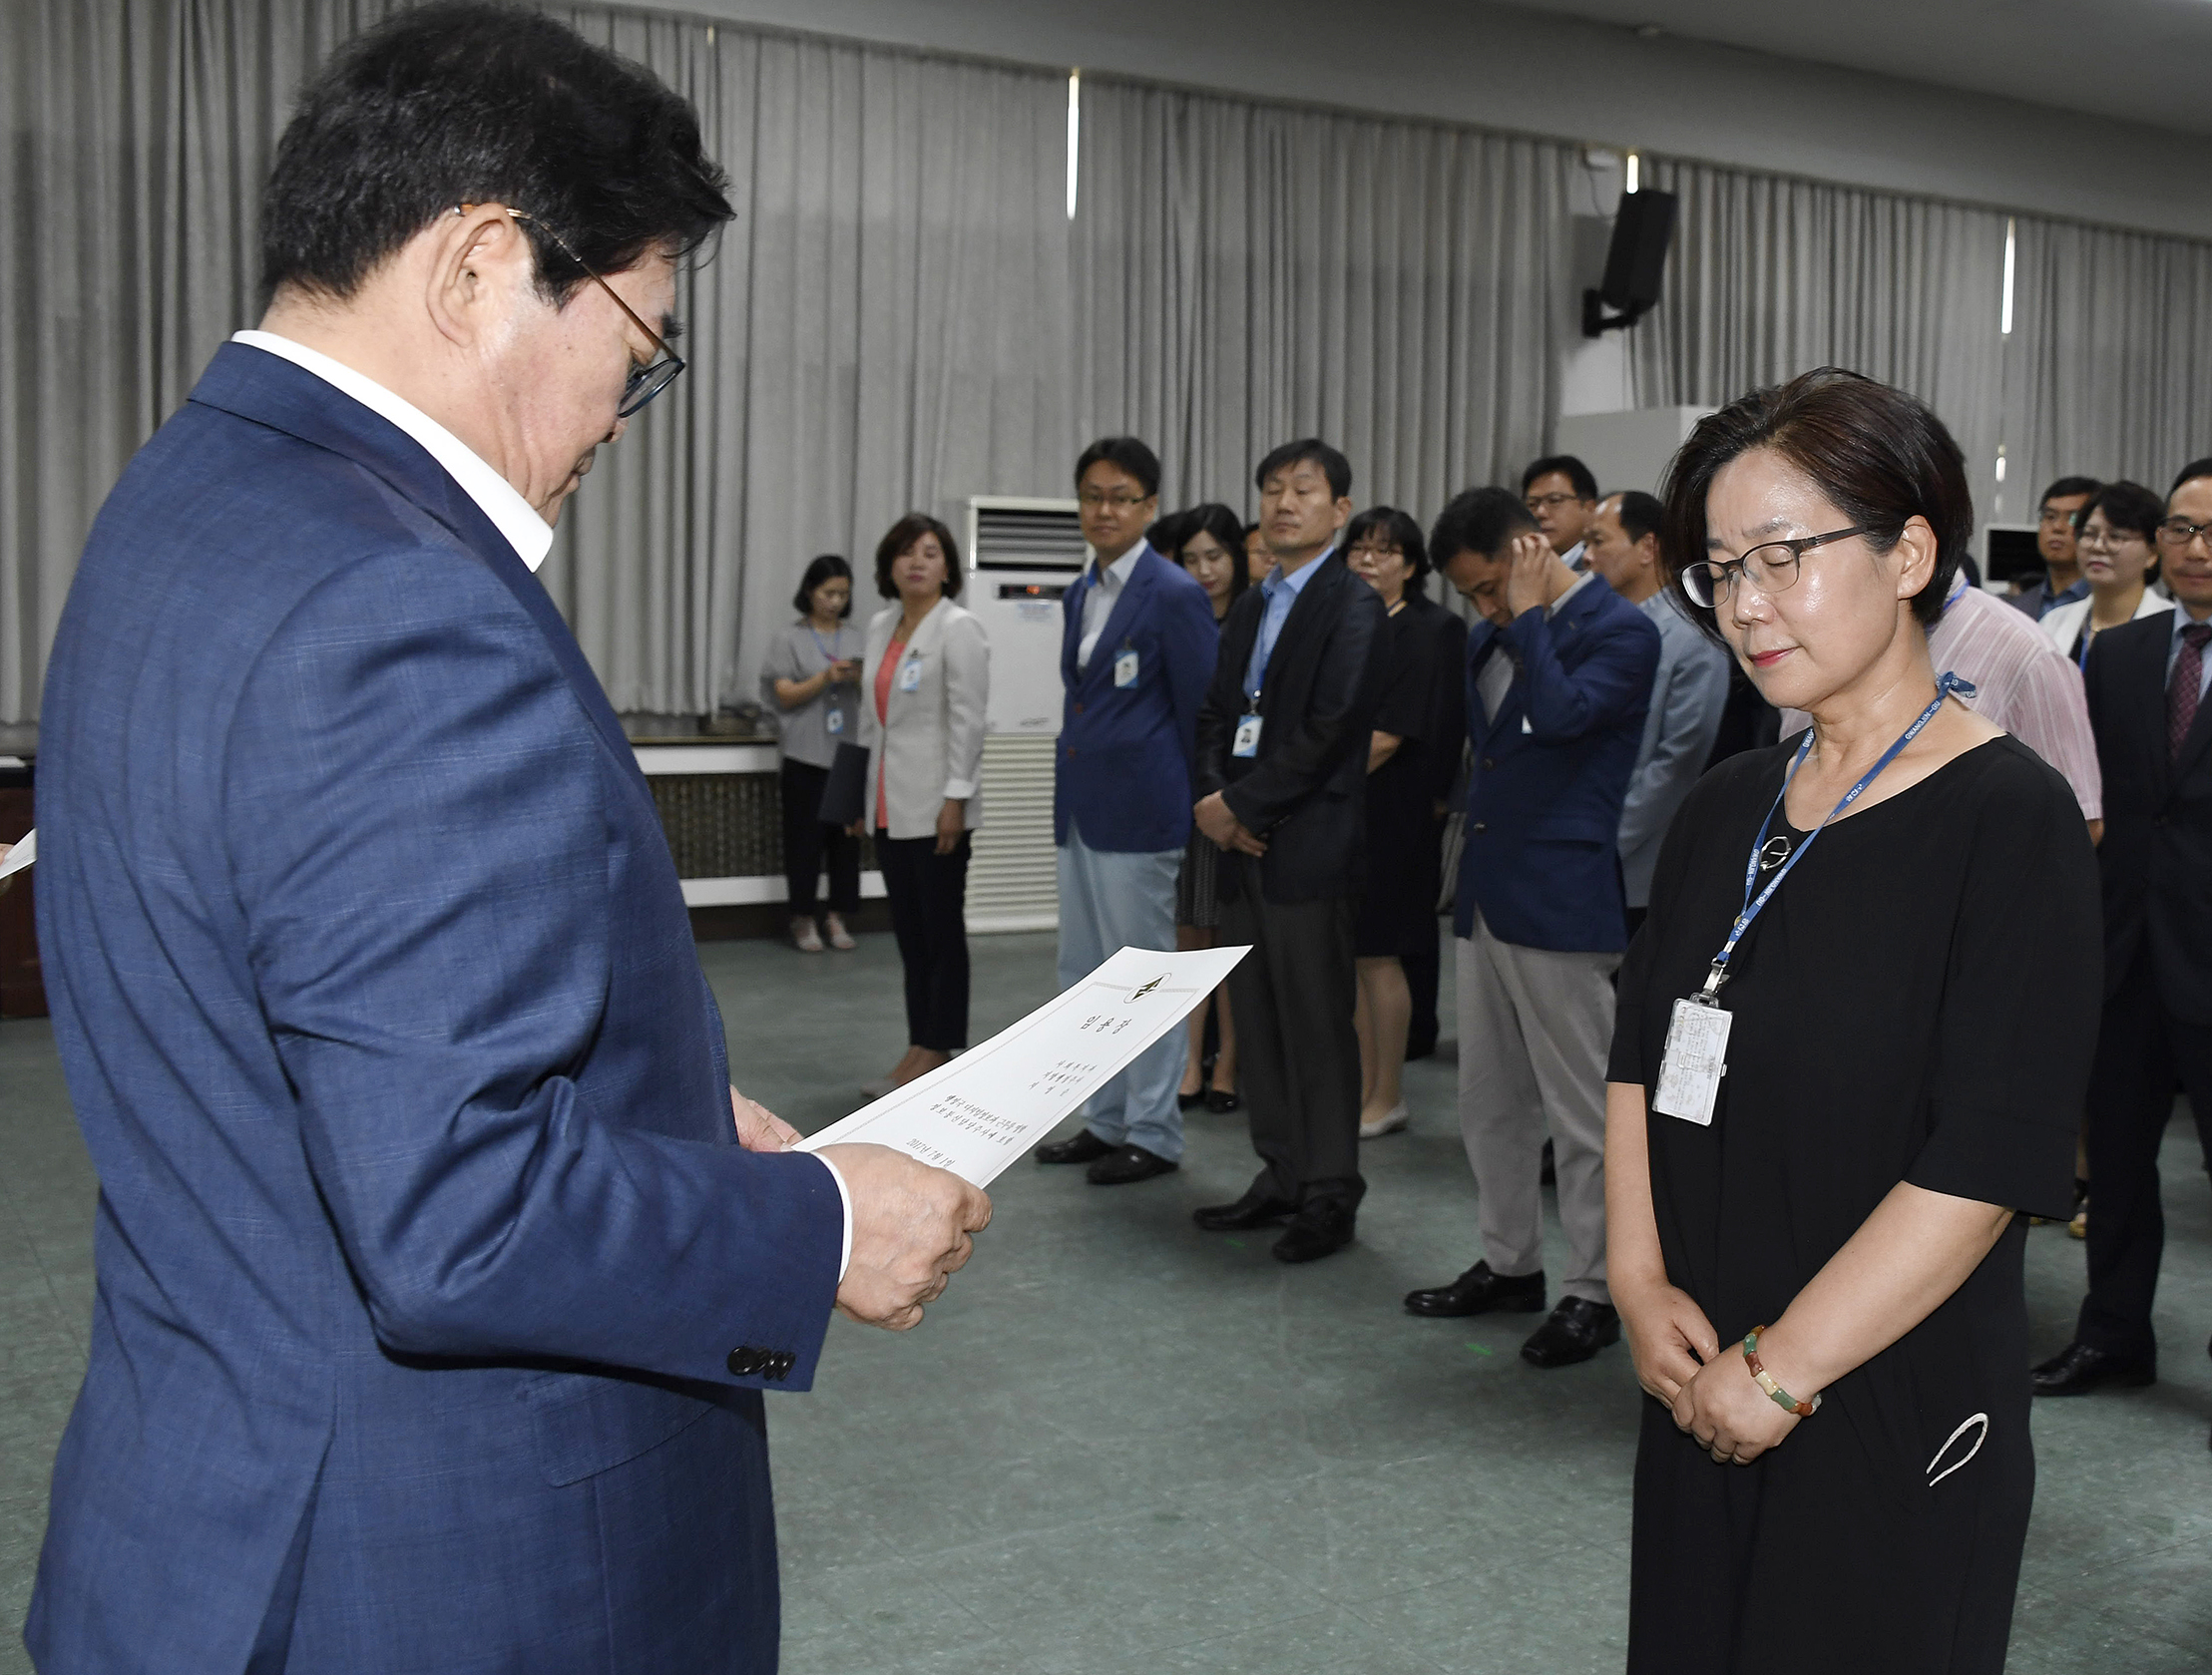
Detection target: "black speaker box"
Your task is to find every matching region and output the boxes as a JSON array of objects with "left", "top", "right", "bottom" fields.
[{"left": 1584, "top": 188, "right": 1677, "bottom": 335}]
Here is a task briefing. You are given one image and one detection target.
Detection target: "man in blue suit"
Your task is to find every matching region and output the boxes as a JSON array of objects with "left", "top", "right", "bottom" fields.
[
  {"left": 26, "top": 10, "right": 987, "bottom": 1672},
  {"left": 1037, "top": 437, "right": 1220, "bottom": 1183},
  {"left": 1403, "top": 488, "right": 1659, "bottom": 1369}
]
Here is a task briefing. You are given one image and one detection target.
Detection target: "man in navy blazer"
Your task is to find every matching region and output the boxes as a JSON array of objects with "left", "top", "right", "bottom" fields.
[
  {"left": 1403, "top": 488, "right": 1659, "bottom": 1370},
  {"left": 2033, "top": 457, "right": 2212, "bottom": 1421},
  {"left": 1038, "top": 437, "right": 1219, "bottom": 1184},
  {"left": 26, "top": 11, "right": 987, "bottom": 1672}
]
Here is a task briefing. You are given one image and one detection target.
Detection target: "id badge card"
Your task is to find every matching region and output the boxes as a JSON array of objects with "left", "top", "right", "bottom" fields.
[
  {"left": 826, "top": 707, "right": 845, "bottom": 735},
  {"left": 1232, "top": 713, "right": 1263, "bottom": 758},
  {"left": 1113, "top": 648, "right": 1139, "bottom": 688},
  {"left": 897, "top": 656, "right": 923, "bottom": 693},
  {"left": 1652, "top": 998, "right": 1732, "bottom": 1126}
]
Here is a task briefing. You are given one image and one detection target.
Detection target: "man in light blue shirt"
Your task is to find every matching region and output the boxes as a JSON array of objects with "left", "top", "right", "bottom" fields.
[{"left": 1037, "top": 436, "right": 1219, "bottom": 1184}]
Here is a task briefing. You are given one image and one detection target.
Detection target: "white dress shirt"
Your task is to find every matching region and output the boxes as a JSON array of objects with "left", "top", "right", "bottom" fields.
[
  {"left": 231, "top": 332, "right": 854, "bottom": 1278},
  {"left": 231, "top": 330, "right": 555, "bottom": 572},
  {"left": 1078, "top": 542, "right": 1148, "bottom": 670}
]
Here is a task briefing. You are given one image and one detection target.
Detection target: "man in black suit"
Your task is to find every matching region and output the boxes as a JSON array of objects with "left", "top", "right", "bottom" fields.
[
  {"left": 1191, "top": 439, "right": 1387, "bottom": 1262},
  {"left": 2033, "top": 457, "right": 2212, "bottom": 1440}
]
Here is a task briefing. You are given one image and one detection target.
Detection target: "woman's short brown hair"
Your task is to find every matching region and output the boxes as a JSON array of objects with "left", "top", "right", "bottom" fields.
[
  {"left": 873, "top": 513, "right": 963, "bottom": 600},
  {"left": 1660, "top": 366, "right": 1970, "bottom": 640}
]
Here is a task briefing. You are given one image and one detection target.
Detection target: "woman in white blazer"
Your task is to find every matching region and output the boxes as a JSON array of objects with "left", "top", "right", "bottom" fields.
[
  {"left": 2042, "top": 482, "right": 2173, "bottom": 666},
  {"left": 856, "top": 513, "right": 991, "bottom": 1095}
]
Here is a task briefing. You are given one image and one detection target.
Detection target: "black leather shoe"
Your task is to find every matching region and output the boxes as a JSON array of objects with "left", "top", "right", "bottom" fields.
[
  {"left": 1037, "top": 1129, "right": 1114, "bottom": 1166},
  {"left": 1271, "top": 1199, "right": 1355, "bottom": 1263},
  {"left": 1178, "top": 1089, "right": 1206, "bottom": 1109},
  {"left": 1087, "top": 1144, "right": 1178, "bottom": 1185},
  {"left": 1193, "top": 1184, "right": 1296, "bottom": 1232},
  {"left": 1203, "top": 1088, "right": 1241, "bottom": 1113},
  {"left": 2029, "top": 1341, "right": 2155, "bottom": 1397},
  {"left": 1521, "top": 1298, "right": 1621, "bottom": 1368},
  {"left": 1404, "top": 1261, "right": 1547, "bottom": 1318}
]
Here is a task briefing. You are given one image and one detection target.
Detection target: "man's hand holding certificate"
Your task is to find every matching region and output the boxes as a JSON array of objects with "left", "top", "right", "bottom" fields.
[{"left": 802, "top": 946, "right": 1250, "bottom": 1188}]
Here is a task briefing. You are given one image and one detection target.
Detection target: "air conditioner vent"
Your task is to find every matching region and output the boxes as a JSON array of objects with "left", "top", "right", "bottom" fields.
[{"left": 973, "top": 502, "right": 1088, "bottom": 572}]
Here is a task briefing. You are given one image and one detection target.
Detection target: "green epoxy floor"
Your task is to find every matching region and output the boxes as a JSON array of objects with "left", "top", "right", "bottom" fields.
[{"left": 3, "top": 929, "right": 2208, "bottom": 1673}]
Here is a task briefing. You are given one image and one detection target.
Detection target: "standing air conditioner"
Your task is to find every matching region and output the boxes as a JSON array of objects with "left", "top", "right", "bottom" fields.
[{"left": 962, "top": 497, "right": 1087, "bottom": 933}]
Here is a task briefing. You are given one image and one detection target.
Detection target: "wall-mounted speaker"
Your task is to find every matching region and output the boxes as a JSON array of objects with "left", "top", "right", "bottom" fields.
[{"left": 1583, "top": 189, "right": 1677, "bottom": 337}]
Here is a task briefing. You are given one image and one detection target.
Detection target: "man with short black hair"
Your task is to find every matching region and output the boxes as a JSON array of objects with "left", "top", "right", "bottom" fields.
[
  {"left": 27, "top": 8, "right": 988, "bottom": 1669},
  {"left": 1037, "top": 437, "right": 1219, "bottom": 1184},
  {"left": 1406, "top": 487, "right": 1657, "bottom": 1367},
  {"left": 2008, "top": 475, "right": 2102, "bottom": 619},
  {"left": 1190, "top": 439, "right": 1386, "bottom": 1263},
  {"left": 1583, "top": 490, "right": 1730, "bottom": 935},
  {"left": 1521, "top": 453, "right": 1600, "bottom": 570}
]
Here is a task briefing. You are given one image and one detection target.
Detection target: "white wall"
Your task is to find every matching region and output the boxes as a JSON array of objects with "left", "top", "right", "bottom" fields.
[{"left": 654, "top": 0, "right": 2212, "bottom": 241}]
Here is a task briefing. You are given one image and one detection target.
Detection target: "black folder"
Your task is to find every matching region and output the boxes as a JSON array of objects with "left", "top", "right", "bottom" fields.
[{"left": 815, "top": 741, "right": 870, "bottom": 828}]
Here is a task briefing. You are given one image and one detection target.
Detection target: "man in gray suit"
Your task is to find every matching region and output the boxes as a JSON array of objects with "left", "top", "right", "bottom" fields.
[{"left": 1584, "top": 491, "right": 1731, "bottom": 936}]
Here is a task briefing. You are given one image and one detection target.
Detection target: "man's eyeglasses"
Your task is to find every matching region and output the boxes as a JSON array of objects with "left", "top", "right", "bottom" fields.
[
  {"left": 2156, "top": 517, "right": 2212, "bottom": 551},
  {"left": 462, "top": 206, "right": 686, "bottom": 417},
  {"left": 1525, "top": 492, "right": 1585, "bottom": 515},
  {"left": 1681, "top": 526, "right": 1869, "bottom": 610},
  {"left": 1078, "top": 491, "right": 1150, "bottom": 512}
]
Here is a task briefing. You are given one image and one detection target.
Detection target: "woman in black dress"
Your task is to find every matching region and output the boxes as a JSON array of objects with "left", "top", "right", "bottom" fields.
[
  {"left": 1172, "top": 504, "right": 1251, "bottom": 1111},
  {"left": 1345, "top": 507, "right": 1463, "bottom": 1139},
  {"left": 1607, "top": 368, "right": 2100, "bottom": 1673}
]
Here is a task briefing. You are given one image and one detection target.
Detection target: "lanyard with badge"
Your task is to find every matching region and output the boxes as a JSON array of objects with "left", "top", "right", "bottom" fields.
[
  {"left": 1233, "top": 657, "right": 1266, "bottom": 758},
  {"left": 1652, "top": 671, "right": 1975, "bottom": 1125},
  {"left": 812, "top": 625, "right": 851, "bottom": 732},
  {"left": 1233, "top": 602, "right": 1277, "bottom": 758}
]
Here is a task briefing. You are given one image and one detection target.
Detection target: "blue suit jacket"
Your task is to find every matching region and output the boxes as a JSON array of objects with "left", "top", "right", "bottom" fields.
[
  {"left": 28, "top": 344, "right": 842, "bottom": 1674},
  {"left": 1455, "top": 575, "right": 1661, "bottom": 953},
  {"left": 1054, "top": 545, "right": 1219, "bottom": 851}
]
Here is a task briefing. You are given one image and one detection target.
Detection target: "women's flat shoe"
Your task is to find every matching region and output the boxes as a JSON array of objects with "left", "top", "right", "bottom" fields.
[
  {"left": 791, "top": 918, "right": 824, "bottom": 953},
  {"left": 1358, "top": 1103, "right": 1409, "bottom": 1139},
  {"left": 823, "top": 914, "right": 857, "bottom": 951},
  {"left": 1178, "top": 1089, "right": 1207, "bottom": 1110},
  {"left": 1202, "top": 1088, "right": 1240, "bottom": 1113}
]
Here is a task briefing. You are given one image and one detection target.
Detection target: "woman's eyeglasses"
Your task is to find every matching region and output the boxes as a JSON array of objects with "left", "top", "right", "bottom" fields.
[{"left": 1681, "top": 527, "right": 1869, "bottom": 609}]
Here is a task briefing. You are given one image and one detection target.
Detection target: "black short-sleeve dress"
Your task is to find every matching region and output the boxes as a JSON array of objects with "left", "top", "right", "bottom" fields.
[
  {"left": 1607, "top": 733, "right": 2099, "bottom": 1675},
  {"left": 1354, "top": 597, "right": 1451, "bottom": 959}
]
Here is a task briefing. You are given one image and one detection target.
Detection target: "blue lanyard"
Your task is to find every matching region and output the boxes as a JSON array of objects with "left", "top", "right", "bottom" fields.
[
  {"left": 1694, "top": 670, "right": 1974, "bottom": 1003},
  {"left": 808, "top": 625, "right": 848, "bottom": 670}
]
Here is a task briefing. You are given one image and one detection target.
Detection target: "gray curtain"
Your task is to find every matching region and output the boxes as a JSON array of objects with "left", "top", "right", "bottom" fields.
[
  {"left": 2004, "top": 216, "right": 2212, "bottom": 510},
  {"left": 1627, "top": 157, "right": 2011, "bottom": 517},
  {"left": 1074, "top": 78, "right": 1575, "bottom": 521}
]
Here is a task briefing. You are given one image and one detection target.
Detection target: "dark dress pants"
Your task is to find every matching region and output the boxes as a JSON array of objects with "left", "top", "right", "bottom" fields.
[
  {"left": 2076, "top": 942, "right": 2212, "bottom": 1361},
  {"left": 780, "top": 758, "right": 860, "bottom": 919},
  {"left": 876, "top": 830, "right": 971, "bottom": 1051},
  {"left": 1219, "top": 857, "right": 1363, "bottom": 1211}
]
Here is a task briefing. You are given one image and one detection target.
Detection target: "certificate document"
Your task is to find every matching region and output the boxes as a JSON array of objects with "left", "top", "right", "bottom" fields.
[
  {"left": 795, "top": 945, "right": 1249, "bottom": 1186},
  {"left": 0, "top": 828, "right": 32, "bottom": 881}
]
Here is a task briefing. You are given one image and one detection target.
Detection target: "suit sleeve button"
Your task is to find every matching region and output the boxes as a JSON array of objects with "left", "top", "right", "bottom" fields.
[
  {"left": 1472, "top": 821, "right": 1487, "bottom": 835},
  {"left": 727, "top": 1348, "right": 762, "bottom": 1377}
]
